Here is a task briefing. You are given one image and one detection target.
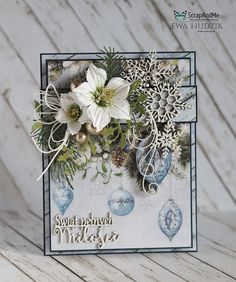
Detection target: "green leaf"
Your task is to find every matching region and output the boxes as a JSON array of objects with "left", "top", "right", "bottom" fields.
[
  {"left": 64, "top": 168, "right": 72, "bottom": 176},
  {"left": 119, "top": 132, "right": 127, "bottom": 149},
  {"left": 129, "top": 79, "right": 141, "bottom": 94},
  {"left": 57, "top": 152, "right": 69, "bottom": 162},
  {"left": 101, "top": 161, "right": 107, "bottom": 173},
  {"left": 114, "top": 172, "right": 123, "bottom": 177},
  {"left": 137, "top": 93, "right": 147, "bottom": 102},
  {"left": 101, "top": 126, "right": 116, "bottom": 137},
  {"left": 31, "top": 121, "right": 43, "bottom": 132},
  {"left": 34, "top": 100, "right": 41, "bottom": 112},
  {"left": 61, "top": 145, "right": 68, "bottom": 152},
  {"left": 88, "top": 139, "right": 97, "bottom": 155}
]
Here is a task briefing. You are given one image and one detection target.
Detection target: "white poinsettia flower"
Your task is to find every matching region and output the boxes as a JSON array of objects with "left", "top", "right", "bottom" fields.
[
  {"left": 72, "top": 63, "right": 131, "bottom": 132},
  {"left": 55, "top": 92, "right": 90, "bottom": 135}
]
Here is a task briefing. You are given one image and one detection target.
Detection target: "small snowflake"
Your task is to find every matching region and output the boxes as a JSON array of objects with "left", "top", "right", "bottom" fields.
[
  {"left": 172, "top": 146, "right": 182, "bottom": 161},
  {"left": 157, "top": 122, "right": 181, "bottom": 158}
]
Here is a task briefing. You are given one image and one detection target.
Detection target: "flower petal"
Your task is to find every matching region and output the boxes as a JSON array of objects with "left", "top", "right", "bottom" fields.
[
  {"left": 60, "top": 94, "right": 74, "bottom": 111},
  {"left": 55, "top": 108, "right": 71, "bottom": 123},
  {"left": 86, "top": 63, "right": 107, "bottom": 89},
  {"left": 67, "top": 121, "right": 81, "bottom": 135},
  {"left": 107, "top": 77, "right": 130, "bottom": 99},
  {"left": 79, "top": 107, "right": 91, "bottom": 124},
  {"left": 87, "top": 103, "right": 111, "bottom": 131},
  {"left": 73, "top": 82, "right": 94, "bottom": 106},
  {"left": 109, "top": 99, "right": 131, "bottom": 120}
]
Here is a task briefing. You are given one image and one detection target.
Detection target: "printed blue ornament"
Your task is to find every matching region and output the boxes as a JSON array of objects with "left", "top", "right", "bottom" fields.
[
  {"left": 108, "top": 187, "right": 135, "bottom": 216},
  {"left": 158, "top": 199, "right": 182, "bottom": 241},
  {"left": 155, "top": 151, "right": 172, "bottom": 184},
  {"left": 53, "top": 182, "right": 74, "bottom": 215},
  {"left": 136, "top": 139, "right": 172, "bottom": 191}
]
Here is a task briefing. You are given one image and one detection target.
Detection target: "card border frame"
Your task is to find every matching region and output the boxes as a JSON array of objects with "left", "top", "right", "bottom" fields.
[{"left": 40, "top": 51, "right": 197, "bottom": 255}]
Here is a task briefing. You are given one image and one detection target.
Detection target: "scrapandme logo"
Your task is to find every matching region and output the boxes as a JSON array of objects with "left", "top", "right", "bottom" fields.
[
  {"left": 171, "top": 10, "right": 223, "bottom": 32},
  {"left": 174, "top": 10, "right": 187, "bottom": 21}
]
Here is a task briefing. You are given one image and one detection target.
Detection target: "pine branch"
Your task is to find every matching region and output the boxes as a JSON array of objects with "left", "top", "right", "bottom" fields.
[
  {"left": 95, "top": 47, "right": 127, "bottom": 82},
  {"left": 178, "top": 133, "right": 190, "bottom": 169}
]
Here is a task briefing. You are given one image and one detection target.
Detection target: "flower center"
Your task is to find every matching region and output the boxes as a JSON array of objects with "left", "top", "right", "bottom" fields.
[
  {"left": 93, "top": 87, "right": 116, "bottom": 107},
  {"left": 67, "top": 104, "right": 82, "bottom": 121}
]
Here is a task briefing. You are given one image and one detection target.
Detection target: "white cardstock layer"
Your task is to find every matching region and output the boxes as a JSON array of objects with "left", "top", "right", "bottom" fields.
[{"left": 50, "top": 160, "right": 191, "bottom": 251}]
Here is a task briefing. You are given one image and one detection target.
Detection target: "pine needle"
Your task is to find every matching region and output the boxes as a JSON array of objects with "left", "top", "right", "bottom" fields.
[{"left": 95, "top": 47, "right": 127, "bottom": 82}]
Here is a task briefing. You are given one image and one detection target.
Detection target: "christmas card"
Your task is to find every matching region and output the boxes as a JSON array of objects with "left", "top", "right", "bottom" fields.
[{"left": 33, "top": 50, "right": 197, "bottom": 255}]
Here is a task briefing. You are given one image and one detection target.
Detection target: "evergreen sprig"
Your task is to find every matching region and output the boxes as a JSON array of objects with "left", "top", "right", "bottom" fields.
[
  {"left": 95, "top": 47, "right": 127, "bottom": 82},
  {"left": 32, "top": 122, "right": 77, "bottom": 188},
  {"left": 50, "top": 143, "right": 81, "bottom": 189},
  {"left": 31, "top": 89, "right": 78, "bottom": 188},
  {"left": 178, "top": 133, "right": 190, "bottom": 169}
]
